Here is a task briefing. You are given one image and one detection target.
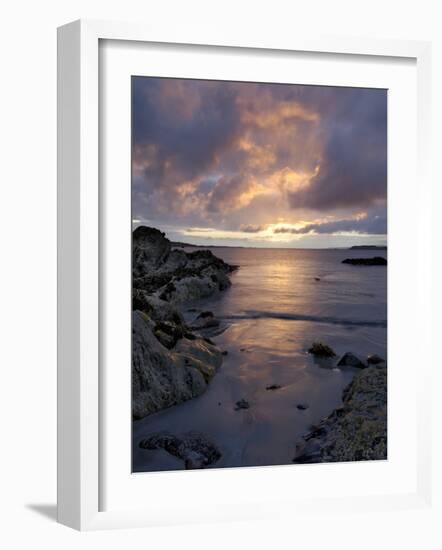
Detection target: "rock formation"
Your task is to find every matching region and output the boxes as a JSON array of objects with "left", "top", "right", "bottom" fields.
[
  {"left": 139, "top": 431, "right": 222, "bottom": 469},
  {"left": 342, "top": 257, "right": 387, "bottom": 266},
  {"left": 308, "top": 342, "right": 336, "bottom": 358},
  {"left": 337, "top": 352, "right": 366, "bottom": 368},
  {"left": 133, "top": 226, "right": 236, "bottom": 304},
  {"left": 132, "top": 227, "right": 235, "bottom": 419},
  {"left": 293, "top": 365, "right": 387, "bottom": 463}
]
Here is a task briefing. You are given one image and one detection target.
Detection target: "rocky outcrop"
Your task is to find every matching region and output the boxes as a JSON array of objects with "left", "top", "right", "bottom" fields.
[
  {"left": 132, "top": 227, "right": 236, "bottom": 420},
  {"left": 139, "top": 431, "right": 222, "bottom": 469},
  {"left": 293, "top": 365, "right": 387, "bottom": 463},
  {"left": 337, "top": 352, "right": 366, "bottom": 368},
  {"left": 132, "top": 311, "right": 222, "bottom": 419},
  {"left": 308, "top": 342, "right": 336, "bottom": 358},
  {"left": 367, "top": 354, "right": 385, "bottom": 365},
  {"left": 133, "top": 226, "right": 236, "bottom": 305},
  {"left": 190, "top": 311, "right": 220, "bottom": 331},
  {"left": 342, "top": 257, "right": 387, "bottom": 266}
]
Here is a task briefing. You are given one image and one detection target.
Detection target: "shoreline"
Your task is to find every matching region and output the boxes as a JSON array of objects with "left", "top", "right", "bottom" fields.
[
  {"left": 132, "top": 226, "right": 236, "bottom": 420},
  {"left": 132, "top": 226, "right": 387, "bottom": 470}
]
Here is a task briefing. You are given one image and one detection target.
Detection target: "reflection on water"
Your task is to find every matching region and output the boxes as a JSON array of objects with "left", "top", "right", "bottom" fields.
[{"left": 133, "top": 247, "right": 387, "bottom": 472}]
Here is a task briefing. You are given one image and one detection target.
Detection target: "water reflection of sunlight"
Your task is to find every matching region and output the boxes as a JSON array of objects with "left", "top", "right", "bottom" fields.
[{"left": 247, "top": 253, "right": 321, "bottom": 314}]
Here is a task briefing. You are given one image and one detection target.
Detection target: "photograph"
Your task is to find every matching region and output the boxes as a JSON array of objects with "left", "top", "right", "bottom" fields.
[{"left": 131, "top": 76, "right": 388, "bottom": 472}]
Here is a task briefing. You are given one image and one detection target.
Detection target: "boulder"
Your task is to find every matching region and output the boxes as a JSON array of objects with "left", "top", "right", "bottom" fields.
[
  {"left": 132, "top": 226, "right": 172, "bottom": 277},
  {"left": 139, "top": 431, "right": 222, "bottom": 469},
  {"left": 132, "top": 311, "right": 222, "bottom": 419},
  {"left": 308, "top": 342, "right": 336, "bottom": 358},
  {"left": 337, "top": 352, "right": 366, "bottom": 368},
  {"left": 234, "top": 399, "right": 250, "bottom": 411}
]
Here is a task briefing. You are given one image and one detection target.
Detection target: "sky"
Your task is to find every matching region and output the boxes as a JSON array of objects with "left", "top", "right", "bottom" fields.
[{"left": 132, "top": 77, "right": 387, "bottom": 248}]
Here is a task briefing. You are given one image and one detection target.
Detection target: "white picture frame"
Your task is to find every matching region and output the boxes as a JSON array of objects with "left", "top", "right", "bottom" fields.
[{"left": 57, "top": 19, "right": 432, "bottom": 531}]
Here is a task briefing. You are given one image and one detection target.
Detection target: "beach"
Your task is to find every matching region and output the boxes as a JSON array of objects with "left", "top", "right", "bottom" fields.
[{"left": 132, "top": 240, "right": 387, "bottom": 472}]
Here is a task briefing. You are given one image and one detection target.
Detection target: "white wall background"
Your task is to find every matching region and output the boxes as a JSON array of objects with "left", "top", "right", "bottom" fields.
[{"left": 0, "top": 0, "right": 440, "bottom": 547}]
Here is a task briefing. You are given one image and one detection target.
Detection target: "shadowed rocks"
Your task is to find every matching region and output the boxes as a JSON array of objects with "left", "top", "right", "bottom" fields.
[
  {"left": 308, "top": 342, "right": 336, "bottom": 358},
  {"left": 132, "top": 311, "right": 222, "bottom": 419},
  {"left": 342, "top": 257, "right": 387, "bottom": 266},
  {"left": 293, "top": 366, "right": 387, "bottom": 463},
  {"left": 139, "top": 431, "right": 222, "bottom": 469},
  {"left": 337, "top": 352, "right": 366, "bottom": 368},
  {"left": 234, "top": 399, "right": 250, "bottom": 411},
  {"left": 132, "top": 227, "right": 236, "bottom": 419},
  {"left": 133, "top": 226, "right": 236, "bottom": 304}
]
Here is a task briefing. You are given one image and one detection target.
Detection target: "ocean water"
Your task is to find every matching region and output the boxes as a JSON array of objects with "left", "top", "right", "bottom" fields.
[{"left": 133, "top": 248, "right": 387, "bottom": 472}]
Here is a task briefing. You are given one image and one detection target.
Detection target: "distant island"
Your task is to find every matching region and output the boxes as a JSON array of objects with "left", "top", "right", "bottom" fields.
[
  {"left": 171, "top": 242, "right": 388, "bottom": 251},
  {"left": 171, "top": 241, "right": 246, "bottom": 249},
  {"left": 349, "top": 245, "right": 387, "bottom": 250}
]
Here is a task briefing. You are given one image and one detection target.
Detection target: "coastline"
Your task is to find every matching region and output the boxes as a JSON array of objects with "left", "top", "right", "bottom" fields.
[
  {"left": 132, "top": 226, "right": 387, "bottom": 470},
  {"left": 132, "top": 226, "right": 236, "bottom": 420}
]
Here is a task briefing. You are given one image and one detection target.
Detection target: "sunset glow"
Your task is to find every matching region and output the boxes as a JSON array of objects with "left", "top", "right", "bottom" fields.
[{"left": 132, "top": 78, "right": 387, "bottom": 248}]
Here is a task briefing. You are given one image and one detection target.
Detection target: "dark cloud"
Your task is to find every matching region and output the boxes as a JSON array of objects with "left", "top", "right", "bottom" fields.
[
  {"left": 240, "top": 224, "right": 266, "bottom": 233},
  {"left": 287, "top": 88, "right": 387, "bottom": 211},
  {"left": 132, "top": 77, "right": 387, "bottom": 242},
  {"left": 133, "top": 79, "right": 241, "bottom": 181},
  {"left": 274, "top": 210, "right": 387, "bottom": 235}
]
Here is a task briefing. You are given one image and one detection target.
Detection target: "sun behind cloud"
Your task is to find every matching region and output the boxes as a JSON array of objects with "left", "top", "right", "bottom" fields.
[{"left": 132, "top": 78, "right": 387, "bottom": 248}]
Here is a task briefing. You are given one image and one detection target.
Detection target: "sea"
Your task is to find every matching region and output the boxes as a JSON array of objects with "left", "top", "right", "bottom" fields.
[{"left": 132, "top": 247, "right": 387, "bottom": 472}]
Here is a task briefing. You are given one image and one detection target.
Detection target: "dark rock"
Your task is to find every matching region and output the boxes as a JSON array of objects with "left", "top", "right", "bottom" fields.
[
  {"left": 234, "top": 399, "right": 250, "bottom": 411},
  {"left": 132, "top": 290, "right": 183, "bottom": 325},
  {"left": 133, "top": 225, "right": 235, "bottom": 304},
  {"left": 293, "top": 366, "right": 387, "bottom": 463},
  {"left": 266, "top": 384, "right": 282, "bottom": 391},
  {"left": 308, "top": 342, "right": 336, "bottom": 358},
  {"left": 131, "top": 226, "right": 233, "bottom": 418},
  {"left": 132, "top": 311, "right": 222, "bottom": 419},
  {"left": 191, "top": 311, "right": 220, "bottom": 330},
  {"left": 314, "top": 277, "right": 321, "bottom": 281},
  {"left": 296, "top": 403, "right": 309, "bottom": 410},
  {"left": 367, "top": 354, "right": 385, "bottom": 365},
  {"left": 154, "top": 329, "right": 176, "bottom": 349},
  {"left": 221, "top": 350, "right": 228, "bottom": 356},
  {"left": 199, "top": 311, "right": 214, "bottom": 318},
  {"left": 342, "top": 257, "right": 387, "bottom": 266},
  {"left": 337, "top": 352, "right": 366, "bottom": 368},
  {"left": 139, "top": 431, "right": 222, "bottom": 469}
]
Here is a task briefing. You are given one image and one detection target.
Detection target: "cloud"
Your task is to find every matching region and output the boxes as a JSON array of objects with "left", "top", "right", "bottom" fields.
[
  {"left": 239, "top": 224, "right": 266, "bottom": 233},
  {"left": 274, "top": 210, "right": 387, "bottom": 235},
  {"left": 286, "top": 88, "right": 387, "bottom": 211},
  {"left": 132, "top": 78, "right": 387, "bottom": 243}
]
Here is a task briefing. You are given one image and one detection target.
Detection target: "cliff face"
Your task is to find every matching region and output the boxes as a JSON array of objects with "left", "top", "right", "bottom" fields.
[
  {"left": 132, "top": 226, "right": 235, "bottom": 420},
  {"left": 294, "top": 365, "right": 387, "bottom": 463}
]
